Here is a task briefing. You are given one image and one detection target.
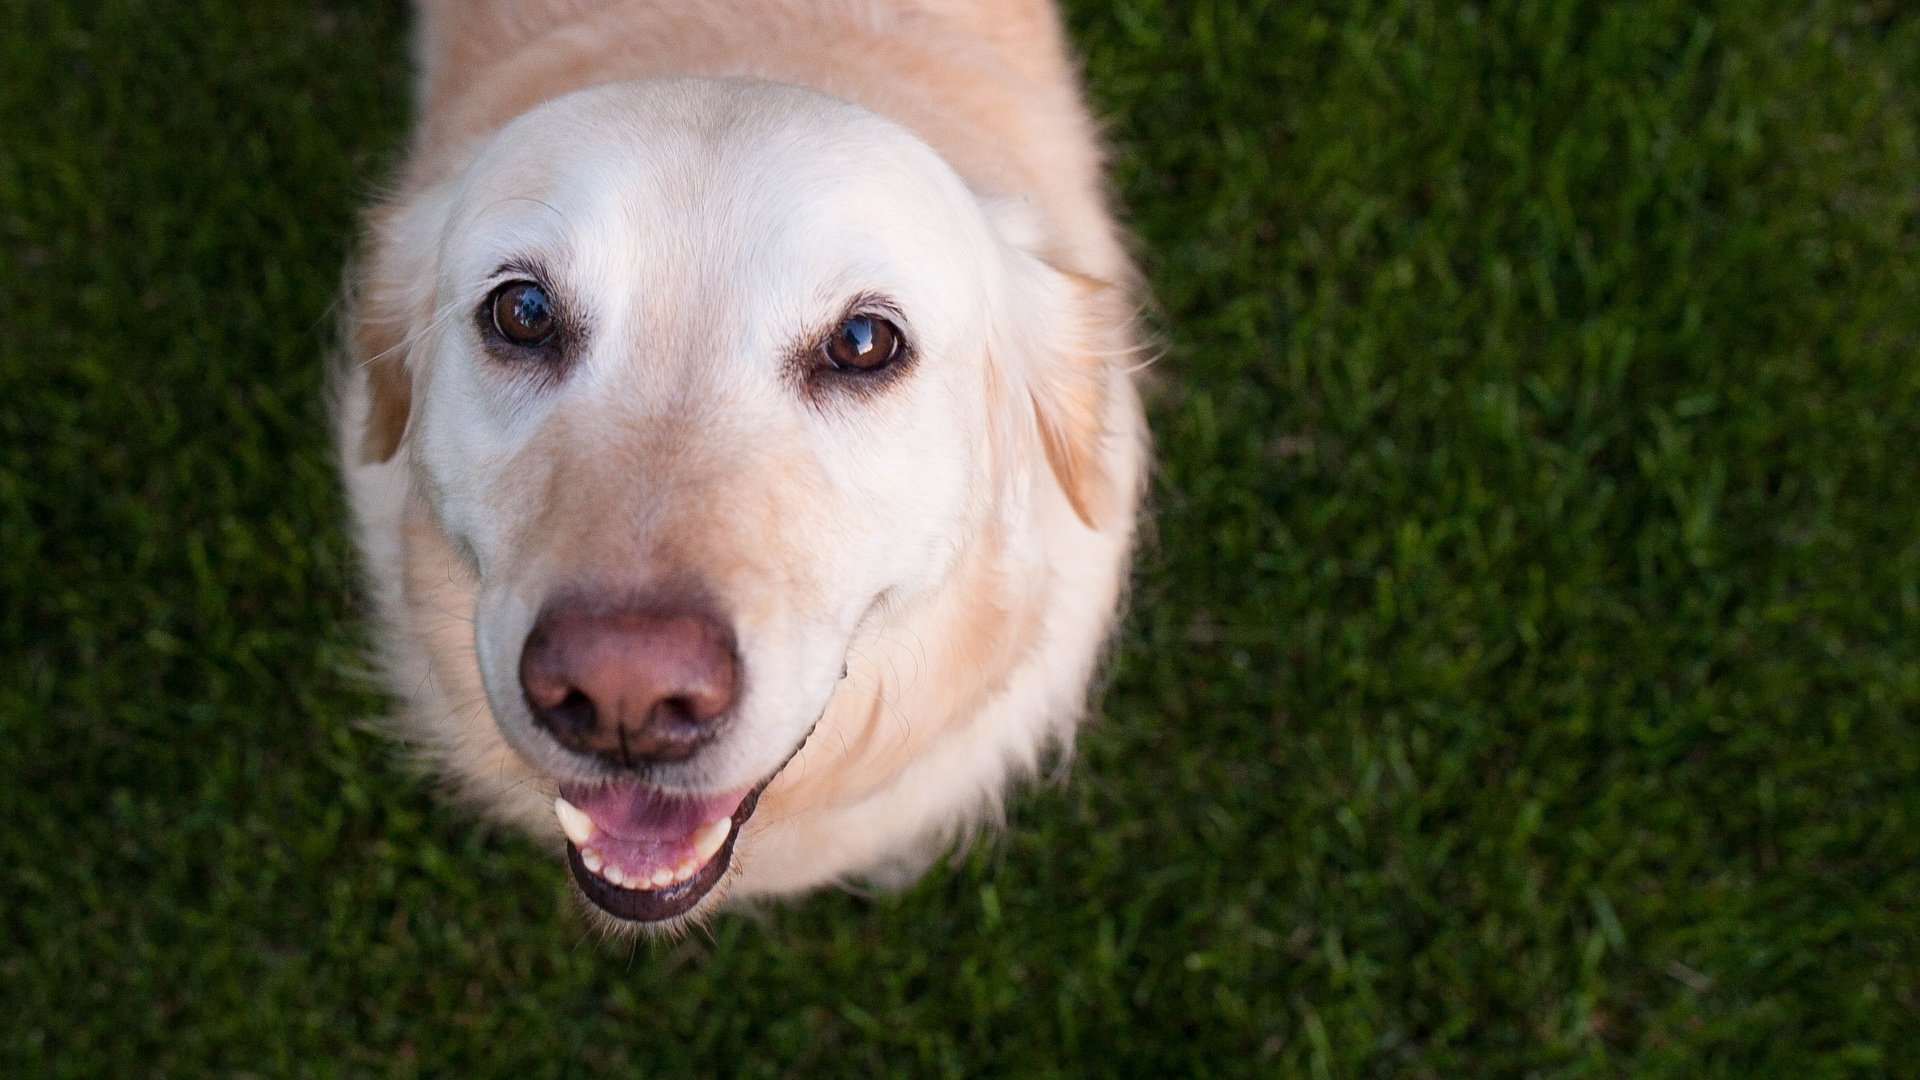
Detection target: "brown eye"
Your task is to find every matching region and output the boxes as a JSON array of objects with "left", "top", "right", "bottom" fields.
[
  {"left": 822, "top": 314, "right": 901, "bottom": 372},
  {"left": 489, "top": 280, "right": 557, "bottom": 346}
]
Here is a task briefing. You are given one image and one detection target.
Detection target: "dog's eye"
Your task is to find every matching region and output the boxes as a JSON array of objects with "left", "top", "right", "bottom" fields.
[
  {"left": 822, "top": 315, "right": 901, "bottom": 373},
  {"left": 489, "top": 280, "right": 558, "bottom": 346}
]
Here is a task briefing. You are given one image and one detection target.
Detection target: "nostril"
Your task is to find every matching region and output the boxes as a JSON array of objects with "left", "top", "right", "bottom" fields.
[
  {"left": 550, "top": 689, "right": 596, "bottom": 734},
  {"left": 518, "top": 595, "right": 740, "bottom": 768},
  {"left": 654, "top": 696, "right": 696, "bottom": 728}
]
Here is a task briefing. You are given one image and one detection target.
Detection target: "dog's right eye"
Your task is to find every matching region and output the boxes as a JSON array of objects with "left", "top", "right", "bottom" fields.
[
  {"left": 488, "top": 280, "right": 558, "bottom": 346},
  {"left": 821, "top": 314, "right": 903, "bottom": 374}
]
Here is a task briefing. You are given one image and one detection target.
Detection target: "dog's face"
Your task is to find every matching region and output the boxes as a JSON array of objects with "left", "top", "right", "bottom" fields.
[{"left": 351, "top": 80, "right": 1121, "bottom": 926}]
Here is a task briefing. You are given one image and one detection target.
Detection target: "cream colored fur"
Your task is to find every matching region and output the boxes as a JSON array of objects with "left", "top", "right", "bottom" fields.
[{"left": 335, "top": 0, "right": 1147, "bottom": 918}]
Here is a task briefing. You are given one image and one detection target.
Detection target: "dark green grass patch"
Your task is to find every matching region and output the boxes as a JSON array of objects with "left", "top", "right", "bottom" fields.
[{"left": 3, "top": 0, "right": 1916, "bottom": 1074}]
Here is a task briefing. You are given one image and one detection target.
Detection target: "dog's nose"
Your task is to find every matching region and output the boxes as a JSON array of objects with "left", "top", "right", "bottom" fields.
[{"left": 519, "top": 601, "right": 739, "bottom": 766}]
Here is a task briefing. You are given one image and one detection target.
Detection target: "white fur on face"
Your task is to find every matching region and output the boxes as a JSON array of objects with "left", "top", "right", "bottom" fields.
[{"left": 397, "top": 79, "right": 1023, "bottom": 796}]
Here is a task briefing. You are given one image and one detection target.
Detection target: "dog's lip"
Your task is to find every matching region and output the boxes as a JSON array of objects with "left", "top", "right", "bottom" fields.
[
  {"left": 563, "top": 780, "right": 766, "bottom": 923},
  {"left": 555, "top": 715, "right": 823, "bottom": 924}
]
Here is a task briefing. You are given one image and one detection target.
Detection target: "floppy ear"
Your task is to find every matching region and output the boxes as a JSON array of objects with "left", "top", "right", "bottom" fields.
[
  {"left": 1027, "top": 268, "right": 1132, "bottom": 528},
  {"left": 355, "top": 303, "right": 414, "bottom": 465},
  {"left": 984, "top": 200, "right": 1138, "bottom": 529},
  {"left": 348, "top": 198, "right": 442, "bottom": 464}
]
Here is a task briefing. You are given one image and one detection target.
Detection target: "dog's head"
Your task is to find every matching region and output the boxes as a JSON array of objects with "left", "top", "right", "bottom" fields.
[{"left": 345, "top": 79, "right": 1138, "bottom": 927}]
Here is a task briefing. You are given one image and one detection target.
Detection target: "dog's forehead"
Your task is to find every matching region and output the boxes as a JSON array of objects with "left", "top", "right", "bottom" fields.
[{"left": 446, "top": 79, "right": 986, "bottom": 292}]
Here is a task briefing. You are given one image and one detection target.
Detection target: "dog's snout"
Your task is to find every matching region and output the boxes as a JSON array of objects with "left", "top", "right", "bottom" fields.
[{"left": 519, "top": 601, "right": 739, "bottom": 766}]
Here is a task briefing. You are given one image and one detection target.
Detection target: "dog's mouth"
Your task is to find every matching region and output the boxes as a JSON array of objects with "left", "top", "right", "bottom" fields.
[{"left": 553, "top": 776, "right": 769, "bottom": 923}]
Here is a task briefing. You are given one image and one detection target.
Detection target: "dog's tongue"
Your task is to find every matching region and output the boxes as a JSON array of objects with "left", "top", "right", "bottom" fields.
[{"left": 558, "top": 780, "right": 748, "bottom": 872}]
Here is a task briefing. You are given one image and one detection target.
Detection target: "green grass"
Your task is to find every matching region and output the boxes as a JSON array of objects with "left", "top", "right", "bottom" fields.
[{"left": 3, "top": 0, "right": 1917, "bottom": 1073}]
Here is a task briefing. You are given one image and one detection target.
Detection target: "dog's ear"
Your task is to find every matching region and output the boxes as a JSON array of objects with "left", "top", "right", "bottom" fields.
[
  {"left": 1026, "top": 268, "right": 1130, "bottom": 529},
  {"left": 348, "top": 197, "right": 443, "bottom": 464},
  {"left": 983, "top": 198, "right": 1138, "bottom": 529},
  {"left": 355, "top": 299, "right": 414, "bottom": 465}
]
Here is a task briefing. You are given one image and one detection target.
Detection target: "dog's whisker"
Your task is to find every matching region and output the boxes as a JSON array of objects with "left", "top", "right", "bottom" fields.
[
  {"left": 350, "top": 298, "right": 463, "bottom": 372},
  {"left": 490, "top": 194, "right": 568, "bottom": 223},
  {"left": 1117, "top": 347, "right": 1169, "bottom": 377}
]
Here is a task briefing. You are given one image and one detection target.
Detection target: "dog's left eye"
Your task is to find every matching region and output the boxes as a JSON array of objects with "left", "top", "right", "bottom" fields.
[
  {"left": 822, "top": 315, "right": 902, "bottom": 373},
  {"left": 488, "top": 280, "right": 558, "bottom": 346}
]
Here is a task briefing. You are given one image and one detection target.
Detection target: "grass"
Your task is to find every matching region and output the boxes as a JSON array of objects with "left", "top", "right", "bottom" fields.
[{"left": 2, "top": 0, "right": 1916, "bottom": 1074}]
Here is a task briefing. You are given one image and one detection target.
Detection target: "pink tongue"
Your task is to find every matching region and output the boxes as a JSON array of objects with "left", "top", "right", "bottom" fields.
[{"left": 559, "top": 780, "right": 749, "bottom": 875}]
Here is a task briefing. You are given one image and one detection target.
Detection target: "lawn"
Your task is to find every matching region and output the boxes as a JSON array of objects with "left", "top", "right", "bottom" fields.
[{"left": 3, "top": 0, "right": 1917, "bottom": 1074}]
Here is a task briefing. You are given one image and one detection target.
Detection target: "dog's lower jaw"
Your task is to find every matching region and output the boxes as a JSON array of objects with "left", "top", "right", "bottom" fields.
[
  {"left": 564, "top": 782, "right": 759, "bottom": 924},
  {"left": 554, "top": 713, "right": 831, "bottom": 925}
]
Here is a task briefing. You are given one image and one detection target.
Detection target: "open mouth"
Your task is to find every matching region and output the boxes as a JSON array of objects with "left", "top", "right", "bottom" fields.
[{"left": 553, "top": 777, "right": 768, "bottom": 923}]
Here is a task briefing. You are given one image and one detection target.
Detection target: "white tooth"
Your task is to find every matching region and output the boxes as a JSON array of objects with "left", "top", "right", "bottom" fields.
[
  {"left": 604, "top": 864, "right": 626, "bottom": 887},
  {"left": 553, "top": 797, "right": 594, "bottom": 847},
  {"left": 692, "top": 817, "right": 732, "bottom": 863},
  {"left": 581, "top": 848, "right": 603, "bottom": 873},
  {"left": 672, "top": 859, "right": 696, "bottom": 883},
  {"left": 650, "top": 867, "right": 675, "bottom": 887}
]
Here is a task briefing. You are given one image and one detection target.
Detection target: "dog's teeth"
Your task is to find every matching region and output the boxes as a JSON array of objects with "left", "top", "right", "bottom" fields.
[
  {"left": 692, "top": 817, "right": 732, "bottom": 863},
  {"left": 573, "top": 812, "right": 731, "bottom": 890},
  {"left": 553, "top": 796, "right": 595, "bottom": 847}
]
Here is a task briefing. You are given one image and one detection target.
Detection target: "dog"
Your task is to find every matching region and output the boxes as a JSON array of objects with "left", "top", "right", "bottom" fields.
[{"left": 334, "top": 0, "right": 1148, "bottom": 930}]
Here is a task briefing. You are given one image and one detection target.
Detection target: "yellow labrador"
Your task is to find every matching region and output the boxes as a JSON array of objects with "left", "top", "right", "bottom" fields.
[{"left": 335, "top": 0, "right": 1146, "bottom": 929}]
